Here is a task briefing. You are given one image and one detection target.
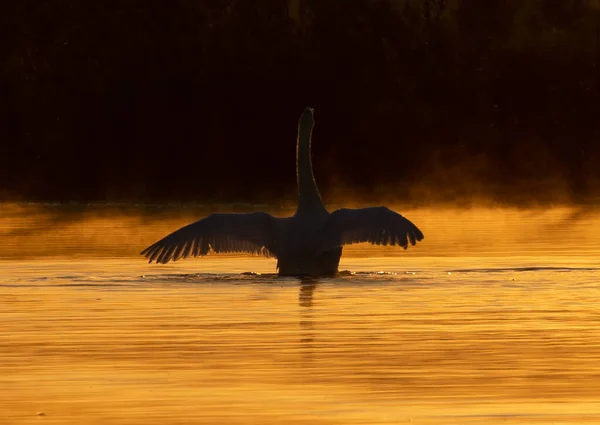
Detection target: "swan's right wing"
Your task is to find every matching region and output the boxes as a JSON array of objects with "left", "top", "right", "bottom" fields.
[
  {"left": 141, "top": 212, "right": 281, "bottom": 264},
  {"left": 319, "top": 207, "right": 424, "bottom": 252}
]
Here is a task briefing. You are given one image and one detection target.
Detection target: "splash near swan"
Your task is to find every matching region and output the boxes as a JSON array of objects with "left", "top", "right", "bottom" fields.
[{"left": 140, "top": 107, "right": 424, "bottom": 276}]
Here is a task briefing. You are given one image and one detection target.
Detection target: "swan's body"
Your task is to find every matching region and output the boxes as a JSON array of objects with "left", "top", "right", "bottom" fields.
[{"left": 141, "top": 107, "right": 424, "bottom": 276}]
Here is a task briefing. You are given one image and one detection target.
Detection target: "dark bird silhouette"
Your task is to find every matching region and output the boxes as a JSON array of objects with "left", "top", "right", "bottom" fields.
[{"left": 141, "top": 107, "right": 424, "bottom": 276}]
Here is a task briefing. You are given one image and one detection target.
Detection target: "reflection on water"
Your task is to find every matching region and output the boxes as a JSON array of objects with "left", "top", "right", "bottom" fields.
[
  {"left": 299, "top": 278, "right": 317, "bottom": 366},
  {"left": 299, "top": 278, "right": 317, "bottom": 308},
  {"left": 1, "top": 204, "right": 600, "bottom": 424}
]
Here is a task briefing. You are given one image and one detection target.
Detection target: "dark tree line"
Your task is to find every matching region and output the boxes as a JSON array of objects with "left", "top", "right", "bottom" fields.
[{"left": 1, "top": 0, "right": 599, "bottom": 204}]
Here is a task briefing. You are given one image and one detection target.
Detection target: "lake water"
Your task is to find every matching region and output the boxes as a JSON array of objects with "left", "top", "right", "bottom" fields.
[{"left": 1, "top": 203, "right": 599, "bottom": 424}]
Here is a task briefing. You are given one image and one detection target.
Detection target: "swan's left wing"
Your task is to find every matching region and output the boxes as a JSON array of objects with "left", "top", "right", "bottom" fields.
[
  {"left": 141, "top": 212, "right": 281, "bottom": 264},
  {"left": 319, "top": 207, "right": 424, "bottom": 252}
]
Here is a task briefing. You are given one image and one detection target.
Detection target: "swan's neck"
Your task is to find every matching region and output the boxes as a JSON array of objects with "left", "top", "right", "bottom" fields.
[{"left": 295, "top": 120, "right": 327, "bottom": 217}]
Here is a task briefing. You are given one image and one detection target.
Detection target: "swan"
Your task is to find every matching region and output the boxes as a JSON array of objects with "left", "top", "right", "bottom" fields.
[{"left": 140, "top": 107, "right": 424, "bottom": 276}]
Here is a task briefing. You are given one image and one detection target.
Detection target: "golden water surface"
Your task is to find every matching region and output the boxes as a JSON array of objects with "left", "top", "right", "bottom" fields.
[{"left": 1, "top": 204, "right": 599, "bottom": 424}]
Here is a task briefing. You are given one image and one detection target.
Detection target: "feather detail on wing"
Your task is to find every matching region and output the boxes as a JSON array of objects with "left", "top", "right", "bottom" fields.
[
  {"left": 319, "top": 207, "right": 424, "bottom": 252},
  {"left": 140, "top": 212, "right": 280, "bottom": 264}
]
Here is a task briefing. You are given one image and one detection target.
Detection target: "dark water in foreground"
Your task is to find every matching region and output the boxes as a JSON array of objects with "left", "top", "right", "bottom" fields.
[{"left": 1, "top": 204, "right": 599, "bottom": 424}]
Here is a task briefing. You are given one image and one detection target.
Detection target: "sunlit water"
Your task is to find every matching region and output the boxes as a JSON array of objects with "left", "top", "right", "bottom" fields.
[{"left": 1, "top": 204, "right": 600, "bottom": 424}]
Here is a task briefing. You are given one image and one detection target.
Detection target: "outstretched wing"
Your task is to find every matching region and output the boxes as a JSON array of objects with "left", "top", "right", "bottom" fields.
[
  {"left": 319, "top": 207, "right": 424, "bottom": 252},
  {"left": 141, "top": 212, "right": 281, "bottom": 264}
]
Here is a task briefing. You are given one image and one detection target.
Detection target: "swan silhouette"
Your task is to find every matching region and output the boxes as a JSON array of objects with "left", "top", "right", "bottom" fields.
[{"left": 140, "top": 107, "right": 424, "bottom": 276}]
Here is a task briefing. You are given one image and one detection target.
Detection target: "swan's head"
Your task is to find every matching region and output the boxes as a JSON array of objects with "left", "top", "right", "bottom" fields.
[{"left": 299, "top": 106, "right": 315, "bottom": 130}]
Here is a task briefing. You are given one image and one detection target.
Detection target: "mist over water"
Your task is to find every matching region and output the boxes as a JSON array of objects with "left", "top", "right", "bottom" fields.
[
  {"left": 1, "top": 203, "right": 600, "bottom": 424},
  {"left": 1, "top": 202, "right": 599, "bottom": 260}
]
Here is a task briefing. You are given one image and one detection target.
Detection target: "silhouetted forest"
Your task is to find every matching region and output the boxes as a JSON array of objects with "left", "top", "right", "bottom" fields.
[{"left": 1, "top": 0, "right": 599, "bottom": 205}]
